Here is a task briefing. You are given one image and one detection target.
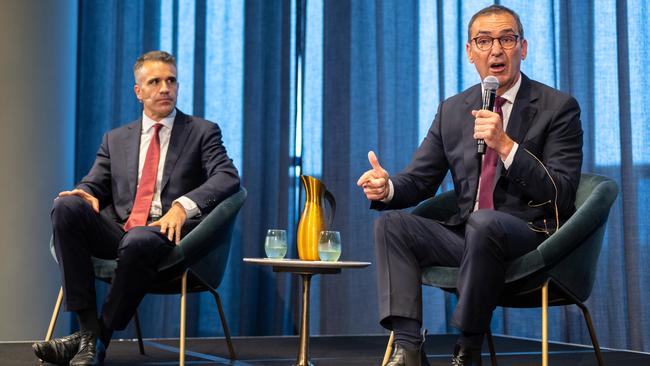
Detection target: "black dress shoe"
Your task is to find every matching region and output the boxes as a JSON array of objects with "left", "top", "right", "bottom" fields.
[
  {"left": 451, "top": 344, "right": 482, "bottom": 366},
  {"left": 385, "top": 343, "right": 430, "bottom": 366},
  {"left": 69, "top": 332, "right": 106, "bottom": 366},
  {"left": 32, "top": 330, "right": 87, "bottom": 364},
  {"left": 385, "top": 329, "right": 430, "bottom": 366}
]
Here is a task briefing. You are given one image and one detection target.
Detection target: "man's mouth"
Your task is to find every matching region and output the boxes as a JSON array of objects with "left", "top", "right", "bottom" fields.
[{"left": 489, "top": 62, "right": 506, "bottom": 73}]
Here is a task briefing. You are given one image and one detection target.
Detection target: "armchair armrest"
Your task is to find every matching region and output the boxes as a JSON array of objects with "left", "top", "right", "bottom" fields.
[
  {"left": 157, "top": 187, "right": 247, "bottom": 272},
  {"left": 536, "top": 176, "right": 618, "bottom": 265}
]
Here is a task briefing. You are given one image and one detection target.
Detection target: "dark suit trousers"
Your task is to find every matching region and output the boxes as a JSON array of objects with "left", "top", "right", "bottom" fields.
[
  {"left": 374, "top": 209, "right": 546, "bottom": 333},
  {"left": 52, "top": 195, "right": 175, "bottom": 330}
]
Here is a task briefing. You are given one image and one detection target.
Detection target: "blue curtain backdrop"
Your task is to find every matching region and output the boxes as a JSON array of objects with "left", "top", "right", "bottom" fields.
[{"left": 71, "top": 0, "right": 649, "bottom": 352}]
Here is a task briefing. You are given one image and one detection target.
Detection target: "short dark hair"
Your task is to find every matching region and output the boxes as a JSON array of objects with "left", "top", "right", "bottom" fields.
[
  {"left": 467, "top": 5, "right": 524, "bottom": 42},
  {"left": 133, "top": 50, "right": 176, "bottom": 81}
]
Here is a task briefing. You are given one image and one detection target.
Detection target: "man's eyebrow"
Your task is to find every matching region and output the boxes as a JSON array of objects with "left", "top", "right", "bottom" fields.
[{"left": 474, "top": 28, "right": 517, "bottom": 36}]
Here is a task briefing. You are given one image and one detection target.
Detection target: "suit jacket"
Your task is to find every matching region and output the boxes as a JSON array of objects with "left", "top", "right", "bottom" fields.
[
  {"left": 77, "top": 110, "right": 240, "bottom": 226},
  {"left": 374, "top": 74, "right": 583, "bottom": 233}
]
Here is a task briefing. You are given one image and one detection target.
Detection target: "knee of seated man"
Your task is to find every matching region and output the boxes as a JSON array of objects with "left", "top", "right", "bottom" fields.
[
  {"left": 373, "top": 211, "right": 411, "bottom": 243},
  {"left": 52, "top": 195, "right": 93, "bottom": 224},
  {"left": 466, "top": 210, "right": 505, "bottom": 240},
  {"left": 118, "top": 227, "right": 167, "bottom": 260}
]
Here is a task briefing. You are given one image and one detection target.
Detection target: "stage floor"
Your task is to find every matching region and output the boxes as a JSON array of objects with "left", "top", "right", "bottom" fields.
[{"left": 2, "top": 334, "right": 649, "bottom": 365}]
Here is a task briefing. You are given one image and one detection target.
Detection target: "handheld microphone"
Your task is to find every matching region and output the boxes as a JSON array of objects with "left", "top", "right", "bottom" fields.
[{"left": 477, "top": 75, "right": 500, "bottom": 154}]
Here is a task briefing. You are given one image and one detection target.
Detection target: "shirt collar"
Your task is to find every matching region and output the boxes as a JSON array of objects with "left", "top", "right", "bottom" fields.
[
  {"left": 480, "top": 73, "right": 522, "bottom": 105},
  {"left": 141, "top": 109, "right": 176, "bottom": 132},
  {"left": 499, "top": 73, "right": 522, "bottom": 105}
]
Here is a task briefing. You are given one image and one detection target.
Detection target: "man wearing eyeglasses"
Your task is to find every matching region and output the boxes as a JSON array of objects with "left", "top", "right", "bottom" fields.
[{"left": 358, "top": 5, "right": 582, "bottom": 366}]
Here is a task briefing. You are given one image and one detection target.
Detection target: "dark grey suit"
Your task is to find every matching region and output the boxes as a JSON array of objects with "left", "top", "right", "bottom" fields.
[
  {"left": 373, "top": 74, "right": 583, "bottom": 333},
  {"left": 77, "top": 110, "right": 239, "bottom": 223},
  {"left": 52, "top": 110, "right": 240, "bottom": 329}
]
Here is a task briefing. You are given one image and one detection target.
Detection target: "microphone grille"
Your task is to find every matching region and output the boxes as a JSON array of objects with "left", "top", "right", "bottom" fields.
[{"left": 483, "top": 75, "right": 500, "bottom": 91}]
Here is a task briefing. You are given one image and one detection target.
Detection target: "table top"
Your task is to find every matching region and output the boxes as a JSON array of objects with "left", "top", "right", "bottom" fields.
[{"left": 243, "top": 258, "right": 371, "bottom": 270}]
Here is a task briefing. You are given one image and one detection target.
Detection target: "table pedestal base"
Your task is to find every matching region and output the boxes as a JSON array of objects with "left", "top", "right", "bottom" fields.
[
  {"left": 242, "top": 259, "right": 370, "bottom": 366},
  {"left": 294, "top": 273, "right": 313, "bottom": 366},
  {"left": 277, "top": 268, "right": 338, "bottom": 366}
]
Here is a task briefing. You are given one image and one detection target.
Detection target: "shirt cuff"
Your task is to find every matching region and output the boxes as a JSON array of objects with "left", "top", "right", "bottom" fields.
[
  {"left": 174, "top": 196, "right": 200, "bottom": 218},
  {"left": 380, "top": 179, "right": 395, "bottom": 203},
  {"left": 502, "top": 142, "right": 519, "bottom": 169}
]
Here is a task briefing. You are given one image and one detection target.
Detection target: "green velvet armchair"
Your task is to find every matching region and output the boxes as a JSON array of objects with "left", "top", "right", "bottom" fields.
[
  {"left": 410, "top": 173, "right": 618, "bottom": 366},
  {"left": 45, "top": 187, "right": 247, "bottom": 366}
]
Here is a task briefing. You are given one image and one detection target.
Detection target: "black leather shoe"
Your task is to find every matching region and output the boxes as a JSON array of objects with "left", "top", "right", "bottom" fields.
[
  {"left": 384, "top": 344, "right": 422, "bottom": 366},
  {"left": 69, "top": 332, "right": 106, "bottom": 366},
  {"left": 32, "top": 330, "right": 86, "bottom": 364},
  {"left": 385, "top": 330, "right": 430, "bottom": 366},
  {"left": 451, "top": 343, "right": 482, "bottom": 366}
]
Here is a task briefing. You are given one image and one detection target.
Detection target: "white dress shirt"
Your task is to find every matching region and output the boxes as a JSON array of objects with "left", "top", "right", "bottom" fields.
[{"left": 139, "top": 110, "right": 199, "bottom": 219}]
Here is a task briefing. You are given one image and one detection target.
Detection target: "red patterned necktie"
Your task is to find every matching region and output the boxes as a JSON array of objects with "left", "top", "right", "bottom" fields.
[
  {"left": 477, "top": 96, "right": 507, "bottom": 210},
  {"left": 124, "top": 123, "right": 163, "bottom": 231}
]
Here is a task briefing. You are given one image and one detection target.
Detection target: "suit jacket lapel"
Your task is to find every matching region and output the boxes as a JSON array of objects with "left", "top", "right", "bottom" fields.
[
  {"left": 161, "top": 110, "right": 192, "bottom": 192},
  {"left": 506, "top": 74, "right": 537, "bottom": 146},
  {"left": 496, "top": 74, "right": 538, "bottom": 179},
  {"left": 462, "top": 85, "right": 483, "bottom": 198},
  {"left": 125, "top": 119, "right": 142, "bottom": 200}
]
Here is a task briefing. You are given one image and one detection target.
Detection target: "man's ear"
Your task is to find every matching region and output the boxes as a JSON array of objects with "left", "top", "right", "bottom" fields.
[
  {"left": 134, "top": 84, "right": 142, "bottom": 102},
  {"left": 466, "top": 42, "right": 474, "bottom": 64}
]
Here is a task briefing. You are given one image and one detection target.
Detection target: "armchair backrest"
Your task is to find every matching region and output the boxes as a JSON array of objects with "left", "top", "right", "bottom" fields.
[
  {"left": 157, "top": 187, "right": 247, "bottom": 289},
  {"left": 411, "top": 189, "right": 457, "bottom": 220},
  {"left": 541, "top": 174, "right": 618, "bottom": 301}
]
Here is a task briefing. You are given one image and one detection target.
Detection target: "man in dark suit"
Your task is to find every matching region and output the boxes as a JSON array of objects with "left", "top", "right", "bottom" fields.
[
  {"left": 32, "top": 51, "right": 240, "bottom": 365},
  {"left": 357, "top": 5, "right": 582, "bottom": 366}
]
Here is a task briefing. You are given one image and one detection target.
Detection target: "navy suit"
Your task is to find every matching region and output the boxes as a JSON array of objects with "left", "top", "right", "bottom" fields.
[
  {"left": 52, "top": 110, "right": 239, "bottom": 329},
  {"left": 373, "top": 74, "right": 583, "bottom": 333}
]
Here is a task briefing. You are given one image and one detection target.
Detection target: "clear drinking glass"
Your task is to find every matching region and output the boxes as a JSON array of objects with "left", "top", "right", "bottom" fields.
[
  {"left": 318, "top": 230, "right": 341, "bottom": 261},
  {"left": 264, "top": 229, "right": 288, "bottom": 259}
]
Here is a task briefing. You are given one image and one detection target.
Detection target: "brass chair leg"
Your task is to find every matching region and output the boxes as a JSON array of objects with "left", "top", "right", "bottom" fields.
[
  {"left": 382, "top": 331, "right": 394, "bottom": 366},
  {"left": 548, "top": 278, "right": 605, "bottom": 365},
  {"left": 179, "top": 270, "right": 188, "bottom": 366},
  {"left": 486, "top": 330, "right": 498, "bottom": 366},
  {"left": 191, "top": 268, "right": 238, "bottom": 360},
  {"left": 45, "top": 287, "right": 64, "bottom": 341},
  {"left": 214, "top": 291, "right": 236, "bottom": 359},
  {"left": 542, "top": 281, "right": 549, "bottom": 366},
  {"left": 576, "top": 301, "right": 605, "bottom": 365},
  {"left": 133, "top": 310, "right": 145, "bottom": 355}
]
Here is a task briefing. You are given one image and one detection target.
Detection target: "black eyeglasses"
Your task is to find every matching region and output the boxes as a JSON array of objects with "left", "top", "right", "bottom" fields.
[{"left": 471, "top": 34, "right": 520, "bottom": 51}]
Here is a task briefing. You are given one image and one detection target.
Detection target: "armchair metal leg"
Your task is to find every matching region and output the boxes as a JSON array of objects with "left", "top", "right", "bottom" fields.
[
  {"left": 382, "top": 331, "right": 394, "bottom": 366},
  {"left": 542, "top": 280, "right": 549, "bottom": 366},
  {"left": 190, "top": 268, "right": 238, "bottom": 360},
  {"left": 133, "top": 310, "right": 145, "bottom": 355},
  {"left": 575, "top": 302, "right": 605, "bottom": 366},
  {"left": 486, "top": 330, "right": 498, "bottom": 366},
  {"left": 179, "top": 270, "right": 188, "bottom": 366},
  {"left": 45, "top": 287, "right": 64, "bottom": 341},
  {"left": 548, "top": 278, "right": 605, "bottom": 366},
  {"left": 213, "top": 291, "right": 236, "bottom": 359}
]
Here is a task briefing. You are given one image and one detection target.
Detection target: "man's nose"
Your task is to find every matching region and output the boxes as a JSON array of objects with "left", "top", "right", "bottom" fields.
[
  {"left": 490, "top": 39, "right": 504, "bottom": 55},
  {"left": 159, "top": 80, "right": 171, "bottom": 92}
]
